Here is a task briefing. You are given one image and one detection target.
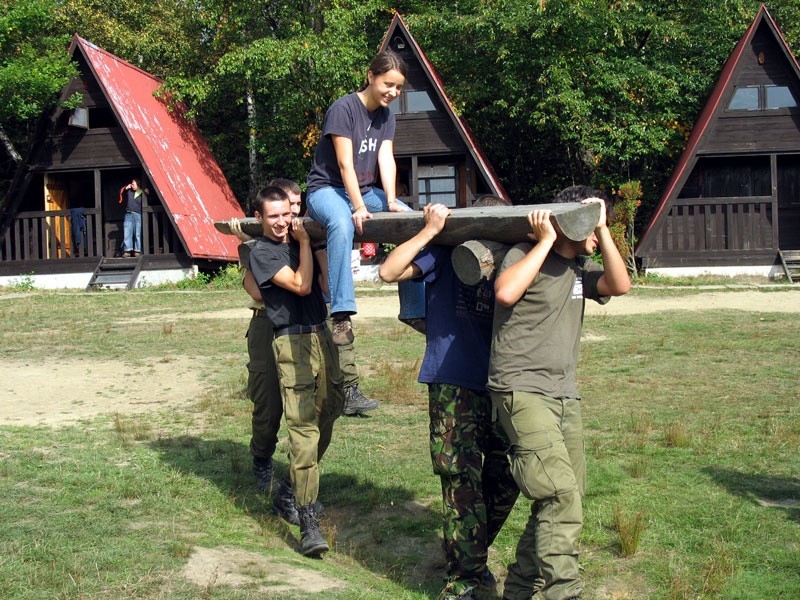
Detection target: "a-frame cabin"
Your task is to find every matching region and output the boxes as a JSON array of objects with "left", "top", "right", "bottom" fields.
[
  {"left": 378, "top": 13, "right": 508, "bottom": 208},
  {"left": 0, "top": 35, "right": 244, "bottom": 289},
  {"left": 637, "top": 5, "right": 800, "bottom": 279}
]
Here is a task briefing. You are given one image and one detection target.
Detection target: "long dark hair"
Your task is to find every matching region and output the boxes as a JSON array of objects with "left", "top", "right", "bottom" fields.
[{"left": 358, "top": 50, "right": 407, "bottom": 91}]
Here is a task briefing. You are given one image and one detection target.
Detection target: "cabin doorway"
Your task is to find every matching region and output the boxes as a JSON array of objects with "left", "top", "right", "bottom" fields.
[
  {"left": 101, "top": 168, "right": 144, "bottom": 257},
  {"left": 776, "top": 155, "right": 800, "bottom": 250}
]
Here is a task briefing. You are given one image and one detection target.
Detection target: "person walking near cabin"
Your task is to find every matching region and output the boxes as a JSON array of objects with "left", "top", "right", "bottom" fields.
[
  {"left": 488, "top": 186, "right": 631, "bottom": 600},
  {"left": 379, "top": 196, "right": 520, "bottom": 600},
  {"left": 248, "top": 185, "right": 344, "bottom": 557},
  {"left": 306, "top": 49, "right": 424, "bottom": 346},
  {"left": 119, "top": 178, "right": 147, "bottom": 257}
]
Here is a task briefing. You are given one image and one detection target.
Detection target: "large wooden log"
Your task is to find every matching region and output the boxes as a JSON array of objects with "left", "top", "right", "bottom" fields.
[
  {"left": 451, "top": 239, "right": 511, "bottom": 286},
  {"left": 214, "top": 202, "right": 600, "bottom": 246}
]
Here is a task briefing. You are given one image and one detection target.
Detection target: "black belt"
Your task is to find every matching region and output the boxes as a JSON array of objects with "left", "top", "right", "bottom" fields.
[
  {"left": 273, "top": 323, "right": 326, "bottom": 338},
  {"left": 252, "top": 308, "right": 268, "bottom": 318}
]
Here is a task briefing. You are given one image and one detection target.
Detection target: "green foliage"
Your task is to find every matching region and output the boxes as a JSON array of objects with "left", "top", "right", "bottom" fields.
[
  {"left": 609, "top": 180, "right": 642, "bottom": 276},
  {"left": 0, "top": 1, "right": 76, "bottom": 126},
  {"left": 8, "top": 271, "right": 35, "bottom": 291}
]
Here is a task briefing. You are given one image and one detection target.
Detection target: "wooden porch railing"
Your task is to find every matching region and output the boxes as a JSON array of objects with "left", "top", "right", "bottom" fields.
[
  {"left": 655, "top": 196, "right": 777, "bottom": 253},
  {"left": 1, "top": 206, "right": 178, "bottom": 262}
]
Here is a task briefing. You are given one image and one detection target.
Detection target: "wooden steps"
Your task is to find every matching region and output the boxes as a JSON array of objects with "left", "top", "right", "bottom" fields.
[
  {"left": 778, "top": 250, "right": 800, "bottom": 283},
  {"left": 86, "top": 256, "right": 143, "bottom": 290}
]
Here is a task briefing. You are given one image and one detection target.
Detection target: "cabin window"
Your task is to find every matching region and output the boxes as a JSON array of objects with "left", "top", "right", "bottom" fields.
[
  {"left": 418, "top": 164, "right": 456, "bottom": 207},
  {"left": 389, "top": 90, "right": 437, "bottom": 115},
  {"left": 89, "top": 106, "right": 117, "bottom": 128},
  {"left": 727, "top": 84, "right": 798, "bottom": 111},
  {"left": 765, "top": 85, "right": 797, "bottom": 109},
  {"left": 728, "top": 86, "right": 760, "bottom": 110}
]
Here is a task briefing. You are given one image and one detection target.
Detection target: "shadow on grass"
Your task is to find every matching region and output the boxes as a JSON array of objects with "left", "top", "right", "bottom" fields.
[
  {"left": 150, "top": 435, "right": 443, "bottom": 597},
  {"left": 703, "top": 467, "right": 800, "bottom": 523}
]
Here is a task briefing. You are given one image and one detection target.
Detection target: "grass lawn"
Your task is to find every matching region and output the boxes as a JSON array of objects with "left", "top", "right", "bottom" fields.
[{"left": 0, "top": 286, "right": 798, "bottom": 599}]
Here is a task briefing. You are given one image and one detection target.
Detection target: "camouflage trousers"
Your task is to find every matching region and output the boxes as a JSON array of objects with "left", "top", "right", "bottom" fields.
[{"left": 428, "top": 383, "right": 520, "bottom": 598}]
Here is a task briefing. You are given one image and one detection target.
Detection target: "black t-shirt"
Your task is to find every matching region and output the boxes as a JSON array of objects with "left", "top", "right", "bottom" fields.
[
  {"left": 248, "top": 236, "right": 327, "bottom": 330},
  {"left": 306, "top": 92, "right": 396, "bottom": 194}
]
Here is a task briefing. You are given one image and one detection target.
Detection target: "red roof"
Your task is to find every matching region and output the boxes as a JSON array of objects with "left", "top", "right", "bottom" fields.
[
  {"left": 638, "top": 4, "right": 799, "bottom": 249},
  {"left": 380, "top": 13, "right": 509, "bottom": 201},
  {"left": 70, "top": 35, "right": 244, "bottom": 261}
]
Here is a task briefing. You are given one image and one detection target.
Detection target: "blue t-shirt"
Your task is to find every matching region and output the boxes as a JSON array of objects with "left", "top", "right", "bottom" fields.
[
  {"left": 413, "top": 245, "right": 495, "bottom": 391},
  {"left": 306, "top": 92, "right": 396, "bottom": 194}
]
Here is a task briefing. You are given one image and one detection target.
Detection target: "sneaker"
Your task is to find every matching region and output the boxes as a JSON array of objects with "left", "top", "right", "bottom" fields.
[
  {"left": 272, "top": 478, "right": 325, "bottom": 525},
  {"left": 331, "top": 316, "right": 354, "bottom": 345},
  {"left": 342, "top": 384, "right": 379, "bottom": 416},
  {"left": 252, "top": 457, "right": 273, "bottom": 493},
  {"left": 298, "top": 504, "right": 329, "bottom": 556},
  {"left": 400, "top": 317, "right": 426, "bottom": 335}
]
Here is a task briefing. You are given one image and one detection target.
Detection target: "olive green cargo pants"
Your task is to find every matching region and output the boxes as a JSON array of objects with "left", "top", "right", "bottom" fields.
[
  {"left": 491, "top": 391, "right": 585, "bottom": 600},
  {"left": 273, "top": 328, "right": 344, "bottom": 507}
]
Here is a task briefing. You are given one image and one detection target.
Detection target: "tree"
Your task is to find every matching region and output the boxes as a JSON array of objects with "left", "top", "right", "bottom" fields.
[{"left": 0, "top": 1, "right": 76, "bottom": 171}]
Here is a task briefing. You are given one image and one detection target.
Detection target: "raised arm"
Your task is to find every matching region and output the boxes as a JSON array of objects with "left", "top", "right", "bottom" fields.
[
  {"left": 269, "top": 218, "right": 314, "bottom": 296},
  {"left": 379, "top": 203, "right": 450, "bottom": 282},
  {"left": 584, "top": 198, "right": 631, "bottom": 297},
  {"left": 494, "top": 209, "right": 556, "bottom": 307}
]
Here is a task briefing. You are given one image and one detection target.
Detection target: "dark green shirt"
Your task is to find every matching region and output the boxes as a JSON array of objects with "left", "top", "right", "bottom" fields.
[{"left": 487, "top": 245, "right": 608, "bottom": 399}]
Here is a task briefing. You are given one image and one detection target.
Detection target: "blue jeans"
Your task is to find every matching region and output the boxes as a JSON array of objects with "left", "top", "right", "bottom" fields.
[
  {"left": 123, "top": 211, "right": 142, "bottom": 253},
  {"left": 307, "top": 186, "right": 425, "bottom": 319}
]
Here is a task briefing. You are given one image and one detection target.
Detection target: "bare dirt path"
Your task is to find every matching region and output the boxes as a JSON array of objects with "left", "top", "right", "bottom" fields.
[{"left": 1, "top": 288, "right": 798, "bottom": 427}]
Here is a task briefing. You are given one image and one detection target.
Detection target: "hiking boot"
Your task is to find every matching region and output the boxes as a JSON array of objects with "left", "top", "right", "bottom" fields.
[
  {"left": 331, "top": 315, "right": 354, "bottom": 345},
  {"left": 272, "top": 477, "right": 300, "bottom": 525},
  {"left": 343, "top": 384, "right": 379, "bottom": 416},
  {"left": 252, "top": 456, "right": 273, "bottom": 493},
  {"left": 298, "top": 504, "right": 329, "bottom": 556},
  {"left": 272, "top": 478, "right": 325, "bottom": 525}
]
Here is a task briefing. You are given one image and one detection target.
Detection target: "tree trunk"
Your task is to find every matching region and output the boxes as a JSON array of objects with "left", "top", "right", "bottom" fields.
[
  {"left": 0, "top": 124, "right": 22, "bottom": 164},
  {"left": 246, "top": 83, "right": 259, "bottom": 214}
]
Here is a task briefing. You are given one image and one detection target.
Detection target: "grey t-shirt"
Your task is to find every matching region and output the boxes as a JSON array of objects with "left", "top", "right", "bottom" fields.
[
  {"left": 487, "top": 245, "right": 609, "bottom": 399},
  {"left": 306, "top": 92, "right": 396, "bottom": 194}
]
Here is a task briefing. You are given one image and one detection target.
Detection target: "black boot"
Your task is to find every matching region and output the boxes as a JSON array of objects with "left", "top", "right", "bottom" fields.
[
  {"left": 272, "top": 478, "right": 325, "bottom": 525},
  {"left": 298, "top": 504, "right": 329, "bottom": 556},
  {"left": 343, "top": 384, "right": 379, "bottom": 416},
  {"left": 252, "top": 456, "right": 273, "bottom": 493}
]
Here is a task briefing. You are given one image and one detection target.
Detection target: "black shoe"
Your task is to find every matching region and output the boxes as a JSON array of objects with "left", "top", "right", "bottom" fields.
[
  {"left": 252, "top": 457, "right": 273, "bottom": 493},
  {"left": 298, "top": 504, "right": 329, "bottom": 556},
  {"left": 272, "top": 478, "right": 325, "bottom": 525},
  {"left": 400, "top": 317, "right": 426, "bottom": 335},
  {"left": 343, "top": 384, "right": 379, "bottom": 416},
  {"left": 272, "top": 478, "right": 300, "bottom": 525},
  {"left": 331, "top": 316, "right": 354, "bottom": 345}
]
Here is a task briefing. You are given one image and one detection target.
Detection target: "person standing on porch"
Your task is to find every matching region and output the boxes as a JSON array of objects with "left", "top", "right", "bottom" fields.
[
  {"left": 305, "top": 49, "right": 425, "bottom": 346},
  {"left": 119, "top": 179, "right": 147, "bottom": 257}
]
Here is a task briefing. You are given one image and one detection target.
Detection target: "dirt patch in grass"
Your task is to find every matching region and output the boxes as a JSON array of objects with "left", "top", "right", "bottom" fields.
[
  {"left": 180, "top": 546, "right": 346, "bottom": 595},
  {"left": 0, "top": 355, "right": 208, "bottom": 427}
]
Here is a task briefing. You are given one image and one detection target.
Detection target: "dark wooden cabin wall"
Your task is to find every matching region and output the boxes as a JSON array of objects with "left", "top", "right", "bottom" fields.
[
  {"left": 30, "top": 53, "right": 139, "bottom": 170},
  {"left": 699, "top": 24, "right": 800, "bottom": 155}
]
